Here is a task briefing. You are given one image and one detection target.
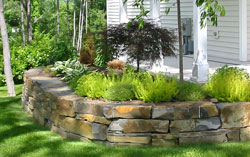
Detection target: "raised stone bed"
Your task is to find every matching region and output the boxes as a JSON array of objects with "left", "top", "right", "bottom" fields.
[{"left": 22, "top": 68, "right": 250, "bottom": 146}]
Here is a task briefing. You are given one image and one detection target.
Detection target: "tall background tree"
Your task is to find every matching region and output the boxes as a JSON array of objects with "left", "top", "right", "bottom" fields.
[{"left": 0, "top": 0, "right": 16, "bottom": 96}]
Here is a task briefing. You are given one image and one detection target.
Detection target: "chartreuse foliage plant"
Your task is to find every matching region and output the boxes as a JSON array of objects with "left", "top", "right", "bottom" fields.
[
  {"left": 133, "top": 72, "right": 178, "bottom": 103},
  {"left": 176, "top": 81, "right": 207, "bottom": 101},
  {"left": 206, "top": 65, "right": 250, "bottom": 102},
  {"left": 76, "top": 72, "right": 111, "bottom": 98},
  {"left": 104, "top": 83, "right": 135, "bottom": 101}
]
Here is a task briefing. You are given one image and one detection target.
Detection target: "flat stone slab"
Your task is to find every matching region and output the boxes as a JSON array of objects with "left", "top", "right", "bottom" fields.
[
  {"left": 240, "top": 127, "right": 250, "bottom": 141},
  {"left": 108, "top": 119, "right": 169, "bottom": 133},
  {"left": 104, "top": 105, "right": 152, "bottom": 119},
  {"left": 179, "top": 129, "right": 228, "bottom": 145},
  {"left": 170, "top": 117, "right": 221, "bottom": 133},
  {"left": 77, "top": 114, "right": 111, "bottom": 125}
]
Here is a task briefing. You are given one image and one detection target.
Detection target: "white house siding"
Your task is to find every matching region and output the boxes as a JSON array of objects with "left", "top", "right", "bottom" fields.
[
  {"left": 160, "top": 0, "right": 193, "bottom": 31},
  {"left": 107, "top": 0, "right": 120, "bottom": 25},
  {"left": 247, "top": 0, "right": 250, "bottom": 60},
  {"left": 127, "top": 0, "right": 150, "bottom": 20},
  {"left": 207, "top": 0, "right": 240, "bottom": 61}
]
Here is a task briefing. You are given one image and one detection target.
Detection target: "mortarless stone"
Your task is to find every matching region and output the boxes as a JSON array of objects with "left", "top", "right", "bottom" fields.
[
  {"left": 170, "top": 119, "right": 196, "bottom": 133},
  {"left": 51, "top": 125, "right": 67, "bottom": 138},
  {"left": 195, "top": 117, "right": 221, "bottom": 131},
  {"left": 240, "top": 127, "right": 250, "bottom": 141},
  {"left": 74, "top": 101, "right": 104, "bottom": 116},
  {"left": 152, "top": 139, "right": 177, "bottom": 146},
  {"left": 61, "top": 117, "right": 107, "bottom": 140},
  {"left": 227, "top": 129, "right": 240, "bottom": 142},
  {"left": 107, "top": 135, "right": 151, "bottom": 144},
  {"left": 77, "top": 114, "right": 111, "bottom": 125},
  {"left": 179, "top": 129, "right": 228, "bottom": 145},
  {"left": 108, "top": 119, "right": 169, "bottom": 133},
  {"left": 199, "top": 102, "right": 219, "bottom": 118},
  {"left": 217, "top": 102, "right": 250, "bottom": 129},
  {"left": 104, "top": 105, "right": 152, "bottom": 119}
]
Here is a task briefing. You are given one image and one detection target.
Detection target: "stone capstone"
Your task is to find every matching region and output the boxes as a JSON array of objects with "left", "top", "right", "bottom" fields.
[
  {"left": 108, "top": 119, "right": 169, "bottom": 133},
  {"left": 153, "top": 102, "right": 218, "bottom": 120},
  {"left": 104, "top": 105, "right": 152, "bottom": 119}
]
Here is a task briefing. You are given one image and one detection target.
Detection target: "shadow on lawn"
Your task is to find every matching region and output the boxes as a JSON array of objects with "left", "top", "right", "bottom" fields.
[{"left": 1, "top": 96, "right": 250, "bottom": 157}]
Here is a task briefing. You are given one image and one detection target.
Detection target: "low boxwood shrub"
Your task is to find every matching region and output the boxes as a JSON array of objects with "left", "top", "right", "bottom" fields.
[
  {"left": 104, "top": 83, "right": 135, "bottom": 101},
  {"left": 176, "top": 81, "right": 207, "bottom": 101},
  {"left": 134, "top": 72, "right": 178, "bottom": 103},
  {"left": 206, "top": 65, "right": 250, "bottom": 102}
]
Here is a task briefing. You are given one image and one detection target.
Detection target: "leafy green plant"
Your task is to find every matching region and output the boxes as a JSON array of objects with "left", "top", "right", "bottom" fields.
[
  {"left": 133, "top": 72, "right": 178, "bottom": 103},
  {"left": 51, "top": 59, "right": 89, "bottom": 81},
  {"left": 206, "top": 65, "right": 250, "bottom": 102},
  {"left": 67, "top": 76, "right": 82, "bottom": 91},
  {"left": 176, "top": 81, "right": 206, "bottom": 101},
  {"left": 104, "top": 83, "right": 135, "bottom": 101},
  {"left": 76, "top": 72, "right": 111, "bottom": 98}
]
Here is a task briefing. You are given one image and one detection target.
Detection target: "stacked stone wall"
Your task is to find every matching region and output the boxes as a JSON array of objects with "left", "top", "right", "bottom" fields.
[{"left": 22, "top": 68, "right": 250, "bottom": 146}]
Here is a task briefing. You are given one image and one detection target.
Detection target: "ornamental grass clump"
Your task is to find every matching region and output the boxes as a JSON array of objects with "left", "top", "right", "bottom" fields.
[
  {"left": 133, "top": 72, "right": 178, "bottom": 103},
  {"left": 206, "top": 65, "right": 250, "bottom": 102},
  {"left": 176, "top": 81, "right": 207, "bottom": 101}
]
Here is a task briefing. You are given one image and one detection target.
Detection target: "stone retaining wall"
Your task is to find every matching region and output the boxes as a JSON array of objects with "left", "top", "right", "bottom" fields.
[{"left": 22, "top": 68, "right": 250, "bottom": 146}]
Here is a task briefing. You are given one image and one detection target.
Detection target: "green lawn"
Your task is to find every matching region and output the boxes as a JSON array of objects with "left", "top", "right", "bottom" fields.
[{"left": 1, "top": 85, "right": 250, "bottom": 157}]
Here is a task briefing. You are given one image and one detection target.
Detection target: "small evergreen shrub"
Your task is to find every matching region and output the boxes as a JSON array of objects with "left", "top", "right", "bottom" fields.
[
  {"left": 67, "top": 76, "right": 81, "bottom": 90},
  {"left": 176, "top": 81, "right": 206, "bottom": 101},
  {"left": 134, "top": 72, "right": 178, "bottom": 103},
  {"left": 206, "top": 65, "right": 250, "bottom": 102},
  {"left": 80, "top": 34, "right": 95, "bottom": 65},
  {"left": 76, "top": 72, "right": 110, "bottom": 98},
  {"left": 104, "top": 83, "right": 135, "bottom": 101}
]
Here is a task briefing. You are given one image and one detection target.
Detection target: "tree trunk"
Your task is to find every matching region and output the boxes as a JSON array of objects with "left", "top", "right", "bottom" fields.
[
  {"left": 66, "top": 0, "right": 70, "bottom": 41},
  {"left": 77, "top": 0, "right": 84, "bottom": 53},
  {"left": 27, "top": 0, "right": 32, "bottom": 43},
  {"left": 85, "top": 0, "right": 88, "bottom": 33},
  {"left": 0, "top": 0, "right": 16, "bottom": 96},
  {"left": 20, "top": 0, "right": 26, "bottom": 46},
  {"left": 177, "top": 0, "right": 183, "bottom": 81},
  {"left": 57, "top": 0, "right": 60, "bottom": 41},
  {"left": 73, "top": 0, "right": 76, "bottom": 47}
]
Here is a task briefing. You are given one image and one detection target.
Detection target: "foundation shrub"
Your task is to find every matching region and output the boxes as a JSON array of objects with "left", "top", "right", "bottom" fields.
[
  {"left": 133, "top": 72, "right": 178, "bottom": 103},
  {"left": 206, "top": 65, "right": 250, "bottom": 102},
  {"left": 176, "top": 81, "right": 207, "bottom": 101},
  {"left": 104, "top": 83, "right": 135, "bottom": 101}
]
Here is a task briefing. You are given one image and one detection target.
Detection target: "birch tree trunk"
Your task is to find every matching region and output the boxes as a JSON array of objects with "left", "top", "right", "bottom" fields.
[
  {"left": 0, "top": 0, "right": 16, "bottom": 96},
  {"left": 177, "top": 0, "right": 183, "bottom": 81},
  {"left": 20, "top": 0, "right": 26, "bottom": 46},
  {"left": 27, "top": 0, "right": 32, "bottom": 43},
  {"left": 78, "top": 0, "right": 85, "bottom": 52},
  {"left": 66, "top": 0, "right": 70, "bottom": 40},
  {"left": 77, "top": 0, "right": 84, "bottom": 53},
  {"left": 73, "top": 0, "right": 76, "bottom": 47},
  {"left": 57, "top": 0, "right": 60, "bottom": 41}
]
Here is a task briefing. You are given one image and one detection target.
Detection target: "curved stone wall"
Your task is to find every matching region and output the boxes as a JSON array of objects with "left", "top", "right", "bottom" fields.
[{"left": 22, "top": 68, "right": 250, "bottom": 146}]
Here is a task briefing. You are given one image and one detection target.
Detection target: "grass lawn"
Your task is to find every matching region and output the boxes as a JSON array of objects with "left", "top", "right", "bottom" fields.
[{"left": 0, "top": 85, "right": 250, "bottom": 157}]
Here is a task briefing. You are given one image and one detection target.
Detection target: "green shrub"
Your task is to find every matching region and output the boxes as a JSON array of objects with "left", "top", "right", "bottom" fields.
[
  {"left": 206, "top": 65, "right": 250, "bottom": 102},
  {"left": 76, "top": 72, "right": 111, "bottom": 98},
  {"left": 176, "top": 81, "right": 206, "bottom": 101},
  {"left": 104, "top": 83, "right": 135, "bottom": 101},
  {"left": 133, "top": 72, "right": 178, "bottom": 103}
]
